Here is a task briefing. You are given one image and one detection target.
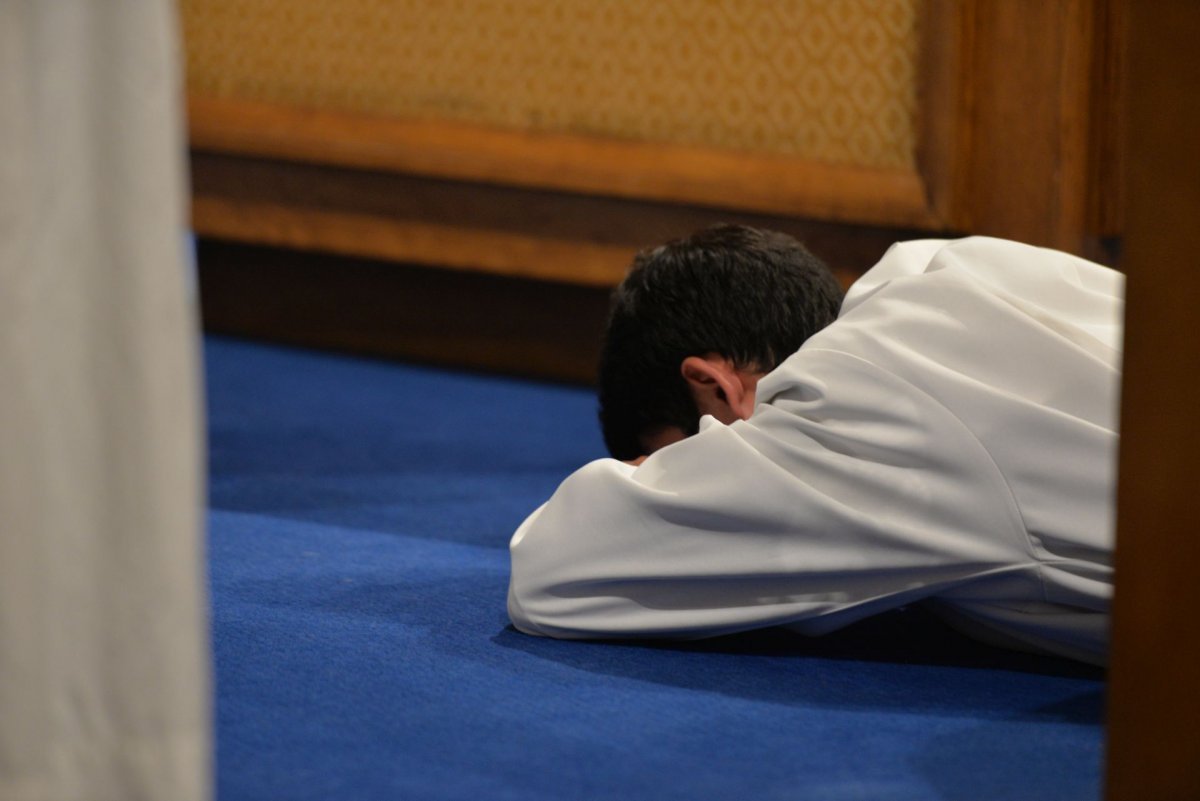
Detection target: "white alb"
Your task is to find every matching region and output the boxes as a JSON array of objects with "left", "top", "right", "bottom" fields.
[{"left": 509, "top": 237, "right": 1123, "bottom": 665}]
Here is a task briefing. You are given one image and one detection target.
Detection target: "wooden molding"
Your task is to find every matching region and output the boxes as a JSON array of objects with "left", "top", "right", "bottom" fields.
[
  {"left": 919, "top": 0, "right": 1112, "bottom": 253},
  {"left": 188, "top": 95, "right": 938, "bottom": 229},
  {"left": 1086, "top": 0, "right": 1127, "bottom": 242},
  {"left": 190, "top": 150, "right": 922, "bottom": 288},
  {"left": 916, "top": 0, "right": 974, "bottom": 225},
  {"left": 192, "top": 195, "right": 637, "bottom": 288}
]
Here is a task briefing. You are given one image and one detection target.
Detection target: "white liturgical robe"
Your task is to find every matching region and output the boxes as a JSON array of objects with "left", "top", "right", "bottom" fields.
[{"left": 508, "top": 237, "right": 1123, "bottom": 665}]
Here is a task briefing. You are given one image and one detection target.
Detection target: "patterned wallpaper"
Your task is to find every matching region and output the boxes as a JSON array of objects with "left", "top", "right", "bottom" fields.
[{"left": 181, "top": 0, "right": 918, "bottom": 170}]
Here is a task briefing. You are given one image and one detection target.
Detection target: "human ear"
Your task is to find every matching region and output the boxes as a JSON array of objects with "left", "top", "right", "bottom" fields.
[{"left": 680, "top": 355, "right": 753, "bottom": 424}]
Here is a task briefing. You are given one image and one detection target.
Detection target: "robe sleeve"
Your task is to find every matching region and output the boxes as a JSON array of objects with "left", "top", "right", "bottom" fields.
[{"left": 508, "top": 348, "right": 1037, "bottom": 640}]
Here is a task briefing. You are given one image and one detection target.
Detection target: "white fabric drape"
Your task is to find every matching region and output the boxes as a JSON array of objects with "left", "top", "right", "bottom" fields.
[{"left": 0, "top": 3, "right": 210, "bottom": 800}]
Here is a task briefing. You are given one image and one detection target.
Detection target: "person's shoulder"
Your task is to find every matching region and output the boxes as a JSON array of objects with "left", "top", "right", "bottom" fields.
[
  {"left": 842, "top": 236, "right": 1124, "bottom": 317},
  {"left": 923, "top": 237, "right": 1123, "bottom": 294},
  {"left": 840, "top": 239, "right": 952, "bottom": 312}
]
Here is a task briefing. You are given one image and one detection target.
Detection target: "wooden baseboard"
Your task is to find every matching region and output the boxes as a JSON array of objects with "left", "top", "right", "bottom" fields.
[
  {"left": 191, "top": 150, "right": 931, "bottom": 290},
  {"left": 197, "top": 239, "right": 614, "bottom": 384}
]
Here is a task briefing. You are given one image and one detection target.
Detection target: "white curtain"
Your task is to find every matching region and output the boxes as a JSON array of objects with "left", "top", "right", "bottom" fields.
[{"left": 0, "top": 2, "right": 210, "bottom": 800}]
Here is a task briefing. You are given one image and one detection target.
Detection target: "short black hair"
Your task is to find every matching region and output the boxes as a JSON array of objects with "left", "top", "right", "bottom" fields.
[{"left": 597, "top": 224, "right": 843, "bottom": 460}]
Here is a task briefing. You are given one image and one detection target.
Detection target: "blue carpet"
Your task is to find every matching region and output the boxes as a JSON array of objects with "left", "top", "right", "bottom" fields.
[{"left": 206, "top": 336, "right": 1106, "bottom": 801}]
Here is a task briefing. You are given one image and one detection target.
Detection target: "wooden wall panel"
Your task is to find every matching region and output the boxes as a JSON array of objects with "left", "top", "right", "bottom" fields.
[
  {"left": 181, "top": 0, "right": 922, "bottom": 170},
  {"left": 188, "top": 1, "right": 1125, "bottom": 288},
  {"left": 919, "top": 0, "right": 1115, "bottom": 254},
  {"left": 189, "top": 1, "right": 1128, "bottom": 384}
]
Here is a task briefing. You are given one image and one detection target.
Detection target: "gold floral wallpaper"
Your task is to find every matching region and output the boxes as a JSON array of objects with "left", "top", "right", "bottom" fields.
[{"left": 181, "top": 0, "right": 918, "bottom": 169}]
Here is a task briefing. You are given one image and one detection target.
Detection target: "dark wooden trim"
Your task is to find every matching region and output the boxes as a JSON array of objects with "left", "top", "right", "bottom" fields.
[
  {"left": 1105, "top": 3, "right": 1200, "bottom": 799},
  {"left": 188, "top": 95, "right": 938, "bottom": 228},
  {"left": 190, "top": 150, "right": 926, "bottom": 289},
  {"left": 916, "top": 0, "right": 974, "bottom": 226},
  {"left": 926, "top": 0, "right": 1104, "bottom": 252},
  {"left": 1087, "top": 0, "right": 1128, "bottom": 243}
]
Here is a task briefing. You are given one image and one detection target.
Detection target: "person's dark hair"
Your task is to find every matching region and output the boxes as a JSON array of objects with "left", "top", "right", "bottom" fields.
[{"left": 597, "top": 224, "right": 843, "bottom": 460}]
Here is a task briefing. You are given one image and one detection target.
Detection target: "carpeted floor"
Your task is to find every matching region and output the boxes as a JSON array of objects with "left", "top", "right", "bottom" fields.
[{"left": 205, "top": 336, "right": 1106, "bottom": 801}]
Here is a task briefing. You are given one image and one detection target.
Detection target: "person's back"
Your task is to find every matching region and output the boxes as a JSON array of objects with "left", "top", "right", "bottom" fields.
[{"left": 508, "top": 235, "right": 1123, "bottom": 665}]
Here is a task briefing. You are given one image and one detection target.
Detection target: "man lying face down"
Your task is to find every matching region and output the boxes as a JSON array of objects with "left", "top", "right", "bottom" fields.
[
  {"left": 508, "top": 225, "right": 1124, "bottom": 665},
  {"left": 597, "top": 225, "right": 845, "bottom": 459}
]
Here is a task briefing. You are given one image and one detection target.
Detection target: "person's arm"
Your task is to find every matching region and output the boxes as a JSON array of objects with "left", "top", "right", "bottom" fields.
[{"left": 508, "top": 349, "right": 1033, "bottom": 640}]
